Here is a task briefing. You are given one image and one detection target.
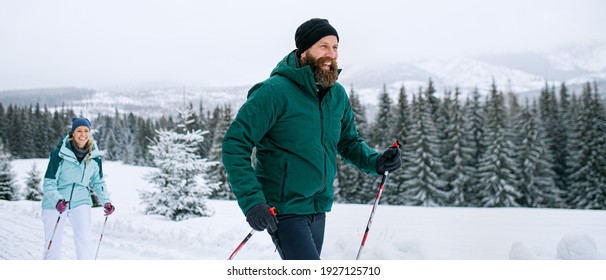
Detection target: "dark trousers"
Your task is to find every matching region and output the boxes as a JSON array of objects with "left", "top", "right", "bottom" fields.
[{"left": 268, "top": 213, "right": 326, "bottom": 260}]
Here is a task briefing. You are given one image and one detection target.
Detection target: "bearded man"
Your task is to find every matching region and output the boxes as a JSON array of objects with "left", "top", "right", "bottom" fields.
[{"left": 222, "top": 18, "right": 402, "bottom": 260}]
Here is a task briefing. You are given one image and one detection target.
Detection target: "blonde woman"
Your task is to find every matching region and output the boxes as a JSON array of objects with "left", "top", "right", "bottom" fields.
[{"left": 41, "top": 117, "right": 114, "bottom": 259}]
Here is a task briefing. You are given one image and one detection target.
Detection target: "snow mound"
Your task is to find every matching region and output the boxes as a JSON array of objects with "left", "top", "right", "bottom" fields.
[
  {"left": 509, "top": 242, "right": 538, "bottom": 260},
  {"left": 556, "top": 234, "right": 601, "bottom": 260}
]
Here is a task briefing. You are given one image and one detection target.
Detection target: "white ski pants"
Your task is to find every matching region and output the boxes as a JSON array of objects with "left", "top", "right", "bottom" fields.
[{"left": 42, "top": 205, "right": 94, "bottom": 260}]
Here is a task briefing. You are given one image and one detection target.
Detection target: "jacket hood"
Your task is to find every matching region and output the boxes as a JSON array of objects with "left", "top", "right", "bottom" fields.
[
  {"left": 248, "top": 50, "right": 342, "bottom": 98},
  {"left": 270, "top": 50, "right": 315, "bottom": 89}
]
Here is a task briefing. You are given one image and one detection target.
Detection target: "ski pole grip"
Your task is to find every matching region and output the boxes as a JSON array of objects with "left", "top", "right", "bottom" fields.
[
  {"left": 391, "top": 139, "right": 400, "bottom": 148},
  {"left": 269, "top": 207, "right": 278, "bottom": 216}
]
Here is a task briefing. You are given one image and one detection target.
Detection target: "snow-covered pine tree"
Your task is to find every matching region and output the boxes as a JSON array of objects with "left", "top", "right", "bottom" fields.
[
  {"left": 208, "top": 105, "right": 235, "bottom": 200},
  {"left": 33, "top": 103, "right": 49, "bottom": 157},
  {"left": 134, "top": 117, "right": 154, "bottom": 166},
  {"left": 400, "top": 91, "right": 449, "bottom": 206},
  {"left": 336, "top": 85, "right": 375, "bottom": 204},
  {"left": 24, "top": 162, "right": 43, "bottom": 201},
  {"left": 139, "top": 106, "right": 219, "bottom": 221},
  {"left": 462, "top": 88, "right": 485, "bottom": 206},
  {"left": 512, "top": 99, "right": 559, "bottom": 208},
  {"left": 0, "top": 104, "right": 6, "bottom": 147},
  {"left": 369, "top": 84, "right": 394, "bottom": 149},
  {"left": 554, "top": 82, "right": 572, "bottom": 196},
  {"left": 124, "top": 113, "right": 138, "bottom": 164},
  {"left": 477, "top": 82, "right": 521, "bottom": 207},
  {"left": 197, "top": 100, "right": 210, "bottom": 159},
  {"left": 384, "top": 84, "right": 410, "bottom": 205},
  {"left": 566, "top": 82, "right": 606, "bottom": 209},
  {"left": 101, "top": 111, "right": 121, "bottom": 161},
  {"left": 0, "top": 143, "right": 17, "bottom": 201},
  {"left": 440, "top": 88, "right": 475, "bottom": 206}
]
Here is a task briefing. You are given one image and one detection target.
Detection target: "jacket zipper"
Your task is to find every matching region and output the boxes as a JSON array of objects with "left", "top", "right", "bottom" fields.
[
  {"left": 80, "top": 160, "right": 87, "bottom": 183},
  {"left": 69, "top": 159, "right": 88, "bottom": 210},
  {"left": 316, "top": 93, "right": 328, "bottom": 213}
]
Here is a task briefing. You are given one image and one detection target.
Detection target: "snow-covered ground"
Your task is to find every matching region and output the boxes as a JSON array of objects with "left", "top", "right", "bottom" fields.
[{"left": 1, "top": 159, "right": 605, "bottom": 278}]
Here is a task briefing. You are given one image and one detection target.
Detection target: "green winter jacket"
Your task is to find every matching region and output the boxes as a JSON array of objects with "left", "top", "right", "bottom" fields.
[
  {"left": 41, "top": 135, "right": 111, "bottom": 210},
  {"left": 222, "top": 50, "right": 380, "bottom": 215}
]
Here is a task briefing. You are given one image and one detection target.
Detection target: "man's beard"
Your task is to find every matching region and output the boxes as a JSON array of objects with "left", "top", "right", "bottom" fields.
[{"left": 301, "top": 53, "right": 339, "bottom": 88}]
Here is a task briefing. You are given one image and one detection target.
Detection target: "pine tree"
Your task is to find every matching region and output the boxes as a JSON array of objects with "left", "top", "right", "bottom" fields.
[
  {"left": 477, "top": 82, "right": 521, "bottom": 207},
  {"left": 128, "top": 115, "right": 155, "bottom": 166},
  {"left": 538, "top": 82, "right": 567, "bottom": 202},
  {"left": 197, "top": 100, "right": 211, "bottom": 159},
  {"left": 566, "top": 82, "right": 606, "bottom": 209},
  {"left": 554, "top": 82, "right": 572, "bottom": 195},
  {"left": 102, "top": 110, "right": 121, "bottom": 161},
  {"left": 24, "top": 162, "right": 43, "bottom": 201},
  {"left": 33, "top": 104, "right": 46, "bottom": 157},
  {"left": 400, "top": 92, "right": 449, "bottom": 206},
  {"left": 6, "top": 105, "right": 22, "bottom": 158},
  {"left": 369, "top": 84, "right": 394, "bottom": 148},
  {"left": 336, "top": 85, "right": 375, "bottom": 204},
  {"left": 139, "top": 106, "right": 219, "bottom": 221},
  {"left": 512, "top": 100, "right": 559, "bottom": 207},
  {"left": 385, "top": 84, "right": 411, "bottom": 205},
  {"left": 441, "top": 88, "right": 475, "bottom": 206},
  {"left": 121, "top": 112, "right": 138, "bottom": 164},
  {"left": 0, "top": 104, "right": 6, "bottom": 147},
  {"left": 0, "top": 143, "right": 17, "bottom": 201},
  {"left": 20, "top": 107, "right": 36, "bottom": 158},
  {"left": 462, "top": 88, "right": 485, "bottom": 206},
  {"left": 208, "top": 105, "right": 235, "bottom": 200},
  {"left": 424, "top": 78, "right": 440, "bottom": 121}
]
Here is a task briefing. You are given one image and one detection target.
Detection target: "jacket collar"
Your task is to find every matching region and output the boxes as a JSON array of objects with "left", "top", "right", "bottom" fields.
[{"left": 58, "top": 135, "right": 101, "bottom": 162}]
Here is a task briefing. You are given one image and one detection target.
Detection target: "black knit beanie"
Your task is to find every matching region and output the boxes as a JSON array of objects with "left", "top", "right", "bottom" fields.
[{"left": 295, "top": 18, "right": 339, "bottom": 53}]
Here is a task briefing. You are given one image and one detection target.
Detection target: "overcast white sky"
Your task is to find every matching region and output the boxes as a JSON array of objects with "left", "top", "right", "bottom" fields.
[{"left": 1, "top": 0, "right": 605, "bottom": 90}]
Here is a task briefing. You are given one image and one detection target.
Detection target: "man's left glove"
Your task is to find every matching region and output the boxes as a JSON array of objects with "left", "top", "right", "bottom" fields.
[
  {"left": 245, "top": 203, "right": 278, "bottom": 232},
  {"left": 376, "top": 145, "right": 402, "bottom": 175},
  {"left": 104, "top": 202, "right": 115, "bottom": 216}
]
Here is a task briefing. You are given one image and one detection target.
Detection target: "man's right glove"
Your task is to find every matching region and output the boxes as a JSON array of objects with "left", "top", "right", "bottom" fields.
[
  {"left": 376, "top": 145, "right": 402, "bottom": 175},
  {"left": 245, "top": 203, "right": 278, "bottom": 232},
  {"left": 56, "top": 199, "right": 68, "bottom": 214}
]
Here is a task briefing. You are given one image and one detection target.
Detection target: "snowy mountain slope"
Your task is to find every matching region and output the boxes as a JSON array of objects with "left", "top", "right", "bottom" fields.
[
  {"left": 415, "top": 58, "right": 546, "bottom": 93},
  {"left": 1, "top": 43, "right": 604, "bottom": 120},
  {"left": 547, "top": 42, "right": 606, "bottom": 73},
  {"left": 339, "top": 42, "right": 606, "bottom": 98},
  {"left": 70, "top": 86, "right": 250, "bottom": 119},
  {"left": 0, "top": 86, "right": 250, "bottom": 119},
  {"left": 2, "top": 159, "right": 606, "bottom": 260}
]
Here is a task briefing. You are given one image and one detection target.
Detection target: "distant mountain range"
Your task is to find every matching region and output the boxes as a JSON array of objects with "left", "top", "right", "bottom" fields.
[
  {"left": 339, "top": 42, "right": 606, "bottom": 107},
  {"left": 1, "top": 42, "right": 604, "bottom": 120}
]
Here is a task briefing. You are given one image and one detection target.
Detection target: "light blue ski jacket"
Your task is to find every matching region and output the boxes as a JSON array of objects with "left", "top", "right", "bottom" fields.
[{"left": 41, "top": 135, "right": 111, "bottom": 210}]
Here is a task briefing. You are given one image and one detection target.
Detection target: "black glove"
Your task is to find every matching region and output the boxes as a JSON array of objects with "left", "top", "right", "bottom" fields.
[
  {"left": 245, "top": 203, "right": 278, "bottom": 232},
  {"left": 376, "top": 146, "right": 402, "bottom": 175}
]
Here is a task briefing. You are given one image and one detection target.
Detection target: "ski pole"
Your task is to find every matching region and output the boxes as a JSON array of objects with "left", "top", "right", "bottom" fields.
[
  {"left": 94, "top": 215, "right": 109, "bottom": 260},
  {"left": 356, "top": 140, "right": 400, "bottom": 260},
  {"left": 43, "top": 214, "right": 62, "bottom": 260},
  {"left": 228, "top": 207, "right": 277, "bottom": 260},
  {"left": 228, "top": 229, "right": 256, "bottom": 260}
]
